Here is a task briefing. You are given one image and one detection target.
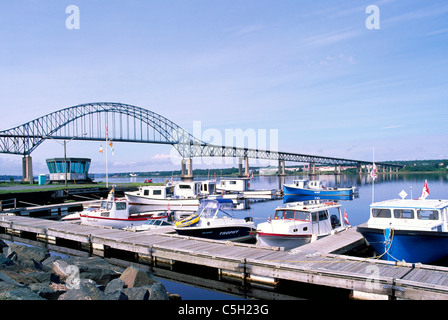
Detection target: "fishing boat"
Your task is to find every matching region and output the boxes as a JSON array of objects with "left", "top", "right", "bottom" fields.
[
  {"left": 255, "top": 201, "right": 348, "bottom": 250},
  {"left": 173, "top": 198, "right": 256, "bottom": 242},
  {"left": 357, "top": 194, "right": 448, "bottom": 263},
  {"left": 283, "top": 179, "right": 357, "bottom": 196},
  {"left": 124, "top": 182, "right": 203, "bottom": 210},
  {"left": 79, "top": 190, "right": 167, "bottom": 229}
]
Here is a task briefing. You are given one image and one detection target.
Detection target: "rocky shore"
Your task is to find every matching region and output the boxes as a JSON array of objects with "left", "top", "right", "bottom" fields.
[{"left": 0, "top": 240, "right": 179, "bottom": 300}]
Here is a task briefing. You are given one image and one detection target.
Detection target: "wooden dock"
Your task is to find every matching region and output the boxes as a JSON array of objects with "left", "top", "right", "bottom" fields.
[{"left": 1, "top": 215, "right": 448, "bottom": 300}]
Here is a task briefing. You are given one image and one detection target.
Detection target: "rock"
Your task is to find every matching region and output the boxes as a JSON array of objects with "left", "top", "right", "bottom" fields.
[
  {"left": 52, "top": 259, "right": 72, "bottom": 281},
  {"left": 58, "top": 282, "right": 104, "bottom": 300},
  {"left": 104, "top": 278, "right": 125, "bottom": 295},
  {"left": 8, "top": 243, "right": 50, "bottom": 263},
  {"left": 29, "top": 282, "right": 66, "bottom": 300},
  {"left": 58, "top": 256, "right": 123, "bottom": 286},
  {"left": 119, "top": 266, "right": 156, "bottom": 288},
  {"left": 0, "top": 286, "right": 46, "bottom": 300},
  {"left": 0, "top": 253, "right": 14, "bottom": 266},
  {"left": 104, "top": 290, "right": 128, "bottom": 300},
  {"left": 147, "top": 282, "right": 169, "bottom": 300},
  {"left": 124, "top": 287, "right": 150, "bottom": 300},
  {"left": 0, "top": 241, "right": 175, "bottom": 300},
  {"left": 42, "top": 255, "right": 61, "bottom": 271}
]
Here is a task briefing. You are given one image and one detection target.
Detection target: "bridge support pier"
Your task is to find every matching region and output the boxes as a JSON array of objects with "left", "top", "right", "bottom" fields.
[
  {"left": 238, "top": 157, "right": 250, "bottom": 178},
  {"left": 309, "top": 162, "right": 316, "bottom": 177},
  {"left": 22, "top": 155, "right": 34, "bottom": 184},
  {"left": 181, "top": 158, "right": 193, "bottom": 181},
  {"left": 278, "top": 160, "right": 286, "bottom": 190}
]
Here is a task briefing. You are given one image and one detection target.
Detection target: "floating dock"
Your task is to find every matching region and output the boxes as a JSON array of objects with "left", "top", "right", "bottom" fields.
[{"left": 1, "top": 215, "right": 448, "bottom": 300}]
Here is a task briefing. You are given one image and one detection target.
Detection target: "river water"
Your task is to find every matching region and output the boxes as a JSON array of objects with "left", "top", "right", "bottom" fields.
[{"left": 107, "top": 172, "right": 448, "bottom": 299}]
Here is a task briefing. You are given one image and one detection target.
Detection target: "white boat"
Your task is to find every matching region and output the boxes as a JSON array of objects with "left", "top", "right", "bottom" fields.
[
  {"left": 173, "top": 199, "right": 256, "bottom": 242},
  {"left": 284, "top": 179, "right": 357, "bottom": 196},
  {"left": 123, "top": 218, "right": 173, "bottom": 232},
  {"left": 124, "top": 182, "right": 203, "bottom": 210},
  {"left": 217, "top": 178, "right": 277, "bottom": 199},
  {"left": 79, "top": 191, "right": 168, "bottom": 229},
  {"left": 255, "top": 201, "right": 348, "bottom": 250}
]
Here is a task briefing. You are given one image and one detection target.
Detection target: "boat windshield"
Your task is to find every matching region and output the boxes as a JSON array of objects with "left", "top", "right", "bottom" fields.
[
  {"left": 100, "top": 201, "right": 113, "bottom": 210},
  {"left": 199, "top": 201, "right": 219, "bottom": 218},
  {"left": 274, "top": 210, "right": 310, "bottom": 221},
  {"left": 198, "top": 200, "right": 233, "bottom": 218}
]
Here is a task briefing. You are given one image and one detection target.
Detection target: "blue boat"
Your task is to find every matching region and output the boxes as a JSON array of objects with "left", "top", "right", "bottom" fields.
[
  {"left": 357, "top": 198, "right": 448, "bottom": 264},
  {"left": 283, "top": 179, "right": 357, "bottom": 196}
]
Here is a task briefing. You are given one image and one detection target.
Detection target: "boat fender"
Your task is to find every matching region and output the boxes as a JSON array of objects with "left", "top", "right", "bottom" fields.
[{"left": 310, "top": 234, "right": 318, "bottom": 242}]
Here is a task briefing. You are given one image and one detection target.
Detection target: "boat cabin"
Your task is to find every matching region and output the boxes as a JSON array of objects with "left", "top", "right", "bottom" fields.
[
  {"left": 138, "top": 185, "right": 175, "bottom": 199},
  {"left": 200, "top": 180, "right": 216, "bottom": 195},
  {"left": 367, "top": 199, "right": 448, "bottom": 232},
  {"left": 174, "top": 182, "right": 202, "bottom": 198},
  {"left": 96, "top": 199, "right": 129, "bottom": 219},
  {"left": 217, "top": 179, "right": 249, "bottom": 193},
  {"left": 291, "top": 179, "right": 323, "bottom": 190},
  {"left": 273, "top": 202, "right": 342, "bottom": 235}
]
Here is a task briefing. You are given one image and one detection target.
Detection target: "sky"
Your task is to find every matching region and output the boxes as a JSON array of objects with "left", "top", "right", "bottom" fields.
[{"left": 0, "top": 0, "right": 447, "bottom": 175}]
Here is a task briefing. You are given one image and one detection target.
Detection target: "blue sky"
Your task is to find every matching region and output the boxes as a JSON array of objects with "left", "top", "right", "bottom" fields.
[{"left": 1, "top": 0, "right": 447, "bottom": 175}]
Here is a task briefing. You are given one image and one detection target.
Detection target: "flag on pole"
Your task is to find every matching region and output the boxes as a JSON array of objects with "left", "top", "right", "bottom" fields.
[
  {"left": 419, "top": 180, "right": 430, "bottom": 200},
  {"left": 343, "top": 208, "right": 350, "bottom": 226},
  {"left": 370, "top": 163, "right": 377, "bottom": 181},
  {"left": 109, "top": 140, "right": 114, "bottom": 156}
]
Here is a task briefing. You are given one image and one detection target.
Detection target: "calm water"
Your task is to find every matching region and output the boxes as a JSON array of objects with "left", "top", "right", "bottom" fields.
[{"left": 107, "top": 172, "right": 448, "bottom": 299}]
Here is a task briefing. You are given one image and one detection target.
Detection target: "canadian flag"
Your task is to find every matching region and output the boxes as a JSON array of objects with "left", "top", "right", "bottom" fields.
[
  {"left": 343, "top": 209, "right": 350, "bottom": 226},
  {"left": 419, "top": 180, "right": 430, "bottom": 200}
]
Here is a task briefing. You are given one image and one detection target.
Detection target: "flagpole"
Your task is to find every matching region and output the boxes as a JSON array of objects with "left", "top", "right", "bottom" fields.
[
  {"left": 371, "top": 148, "right": 375, "bottom": 204},
  {"left": 106, "top": 125, "right": 109, "bottom": 189}
]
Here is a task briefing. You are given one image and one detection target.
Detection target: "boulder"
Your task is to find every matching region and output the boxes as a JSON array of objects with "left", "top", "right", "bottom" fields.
[
  {"left": 58, "top": 281, "right": 104, "bottom": 300},
  {"left": 147, "top": 282, "right": 169, "bottom": 300},
  {"left": 7, "top": 243, "right": 50, "bottom": 263},
  {"left": 104, "top": 278, "right": 125, "bottom": 295},
  {"left": 57, "top": 256, "right": 123, "bottom": 286},
  {"left": 119, "top": 266, "right": 157, "bottom": 288},
  {"left": 29, "top": 282, "right": 66, "bottom": 300},
  {"left": 124, "top": 287, "right": 150, "bottom": 300},
  {"left": 0, "top": 286, "right": 46, "bottom": 300}
]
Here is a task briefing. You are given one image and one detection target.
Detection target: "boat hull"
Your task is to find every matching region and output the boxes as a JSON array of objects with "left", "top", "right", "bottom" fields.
[
  {"left": 125, "top": 193, "right": 200, "bottom": 210},
  {"left": 256, "top": 233, "right": 312, "bottom": 250},
  {"left": 283, "top": 185, "right": 355, "bottom": 196},
  {"left": 80, "top": 214, "right": 159, "bottom": 229},
  {"left": 175, "top": 225, "right": 255, "bottom": 242},
  {"left": 357, "top": 226, "right": 448, "bottom": 263}
]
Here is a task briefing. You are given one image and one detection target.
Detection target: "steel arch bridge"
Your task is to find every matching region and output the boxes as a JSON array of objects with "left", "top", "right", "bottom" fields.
[{"left": 0, "top": 102, "right": 402, "bottom": 172}]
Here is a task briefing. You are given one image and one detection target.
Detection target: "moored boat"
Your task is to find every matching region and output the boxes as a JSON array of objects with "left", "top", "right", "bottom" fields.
[
  {"left": 357, "top": 195, "right": 448, "bottom": 263},
  {"left": 79, "top": 190, "right": 167, "bottom": 229},
  {"left": 255, "top": 200, "right": 349, "bottom": 250},
  {"left": 173, "top": 198, "right": 256, "bottom": 242},
  {"left": 283, "top": 179, "right": 357, "bottom": 196},
  {"left": 124, "top": 182, "right": 203, "bottom": 210}
]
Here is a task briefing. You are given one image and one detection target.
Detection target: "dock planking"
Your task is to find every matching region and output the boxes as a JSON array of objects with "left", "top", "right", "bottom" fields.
[{"left": 1, "top": 215, "right": 448, "bottom": 299}]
